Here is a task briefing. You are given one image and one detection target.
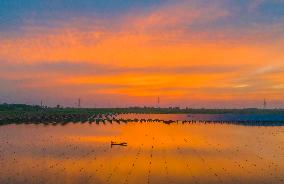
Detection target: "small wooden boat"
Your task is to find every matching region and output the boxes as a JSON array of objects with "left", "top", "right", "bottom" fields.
[{"left": 111, "top": 141, "right": 127, "bottom": 147}]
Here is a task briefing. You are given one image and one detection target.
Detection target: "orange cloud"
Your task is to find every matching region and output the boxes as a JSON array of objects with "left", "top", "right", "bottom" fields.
[{"left": 1, "top": 1, "right": 284, "bottom": 107}]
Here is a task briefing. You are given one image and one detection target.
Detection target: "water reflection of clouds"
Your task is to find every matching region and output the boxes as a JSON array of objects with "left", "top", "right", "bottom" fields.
[{"left": 1, "top": 122, "right": 284, "bottom": 184}]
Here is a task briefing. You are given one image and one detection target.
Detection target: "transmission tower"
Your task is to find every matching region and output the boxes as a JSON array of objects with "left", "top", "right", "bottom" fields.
[
  {"left": 78, "top": 98, "right": 81, "bottom": 108},
  {"left": 263, "top": 98, "right": 267, "bottom": 109}
]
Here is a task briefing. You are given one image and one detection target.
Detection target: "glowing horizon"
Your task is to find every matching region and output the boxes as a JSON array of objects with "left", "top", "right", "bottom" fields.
[{"left": 1, "top": 0, "right": 284, "bottom": 108}]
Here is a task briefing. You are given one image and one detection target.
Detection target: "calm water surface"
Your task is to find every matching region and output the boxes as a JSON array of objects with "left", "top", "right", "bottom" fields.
[{"left": 0, "top": 117, "right": 284, "bottom": 184}]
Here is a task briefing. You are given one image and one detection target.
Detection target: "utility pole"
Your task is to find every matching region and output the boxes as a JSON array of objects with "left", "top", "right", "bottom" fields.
[{"left": 157, "top": 96, "right": 160, "bottom": 108}]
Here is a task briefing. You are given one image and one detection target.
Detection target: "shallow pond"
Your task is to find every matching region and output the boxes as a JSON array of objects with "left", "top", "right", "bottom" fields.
[{"left": 0, "top": 119, "right": 284, "bottom": 183}]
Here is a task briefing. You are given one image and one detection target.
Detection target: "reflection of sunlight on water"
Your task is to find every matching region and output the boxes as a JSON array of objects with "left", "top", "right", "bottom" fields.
[{"left": 0, "top": 120, "right": 284, "bottom": 184}]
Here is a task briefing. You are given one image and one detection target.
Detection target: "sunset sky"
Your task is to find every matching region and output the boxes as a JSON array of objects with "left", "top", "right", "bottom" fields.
[{"left": 1, "top": 0, "right": 284, "bottom": 108}]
